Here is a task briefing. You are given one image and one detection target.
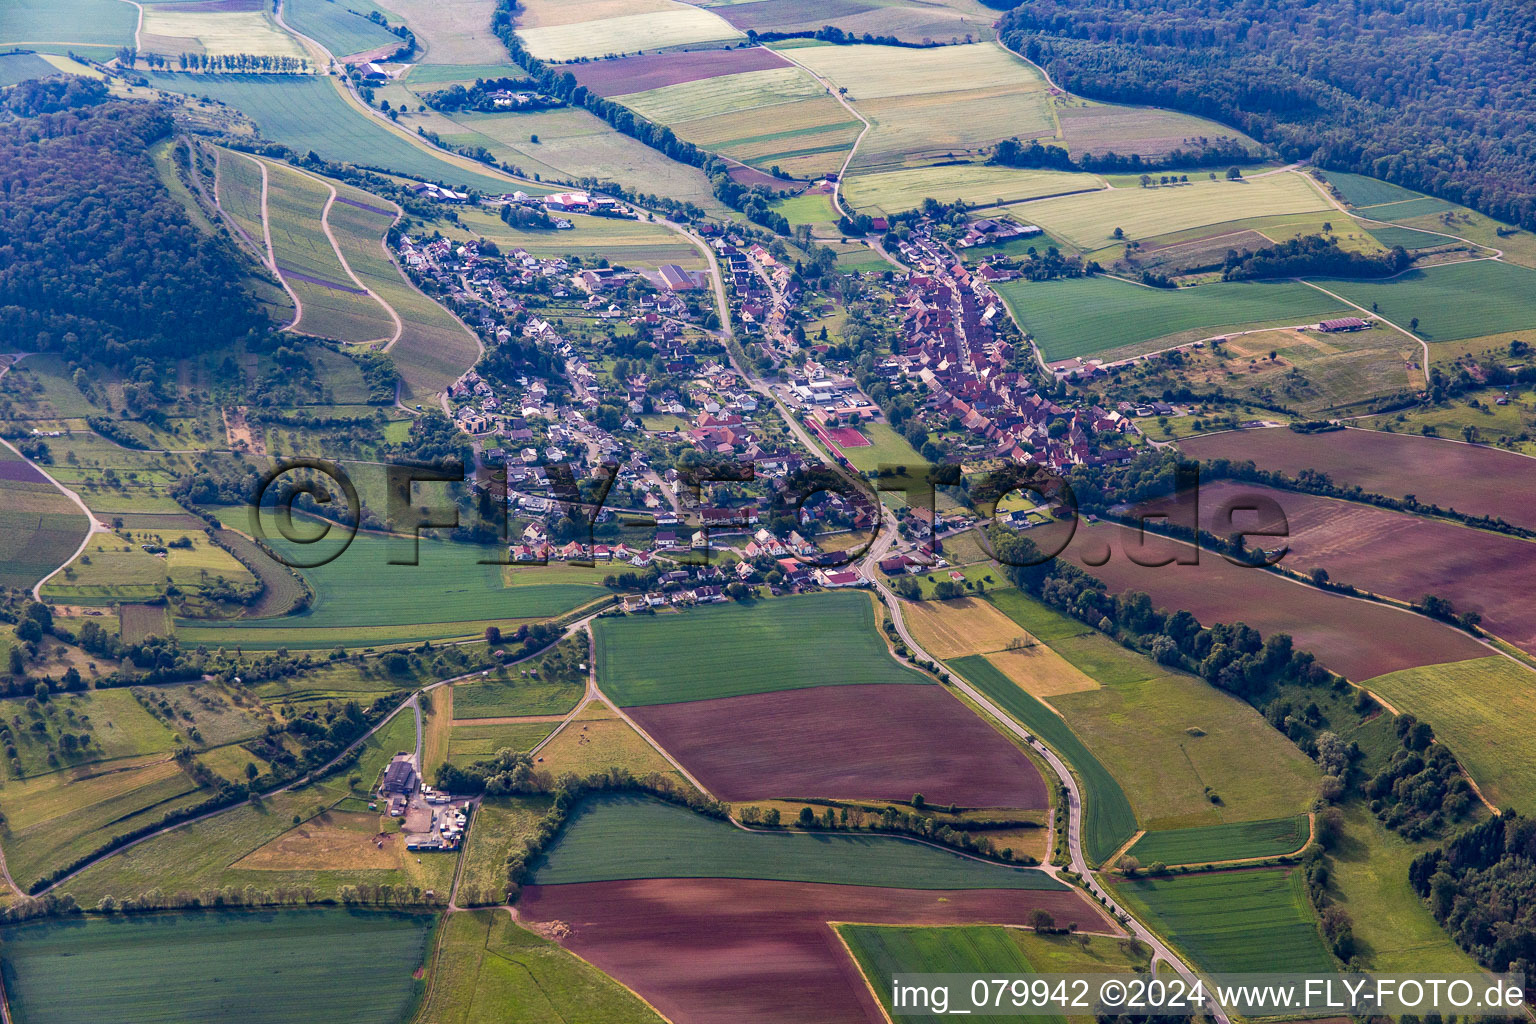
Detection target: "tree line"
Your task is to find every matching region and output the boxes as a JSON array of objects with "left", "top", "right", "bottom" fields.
[
  {"left": 996, "top": 0, "right": 1536, "bottom": 230},
  {"left": 0, "top": 81, "right": 271, "bottom": 363}
]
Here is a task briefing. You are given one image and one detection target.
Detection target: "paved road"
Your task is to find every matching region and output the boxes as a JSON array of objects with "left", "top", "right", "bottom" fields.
[{"left": 869, "top": 566, "right": 1232, "bottom": 1022}]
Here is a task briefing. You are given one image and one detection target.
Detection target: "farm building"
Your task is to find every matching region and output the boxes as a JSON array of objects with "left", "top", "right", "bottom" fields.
[
  {"left": 381, "top": 759, "right": 417, "bottom": 795},
  {"left": 410, "top": 183, "right": 468, "bottom": 204},
  {"left": 543, "top": 191, "right": 591, "bottom": 212},
  {"left": 659, "top": 264, "right": 705, "bottom": 291},
  {"left": 1317, "top": 316, "right": 1370, "bottom": 332}
]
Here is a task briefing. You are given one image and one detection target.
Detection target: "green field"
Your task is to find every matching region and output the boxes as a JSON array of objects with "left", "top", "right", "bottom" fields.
[
  {"left": 173, "top": 514, "right": 607, "bottom": 649},
  {"left": 530, "top": 793, "right": 1065, "bottom": 889},
  {"left": 405, "top": 64, "right": 524, "bottom": 85},
  {"left": 1127, "top": 815, "right": 1310, "bottom": 866},
  {"left": 0, "top": 51, "right": 58, "bottom": 87},
  {"left": 1114, "top": 868, "right": 1335, "bottom": 973},
  {"left": 844, "top": 165, "right": 1102, "bottom": 216},
  {"left": 1324, "top": 171, "right": 1425, "bottom": 209},
  {"left": 840, "top": 925, "right": 1149, "bottom": 1024},
  {"left": 1358, "top": 656, "right": 1536, "bottom": 811},
  {"left": 0, "top": 908, "right": 434, "bottom": 1024},
  {"left": 772, "top": 191, "right": 837, "bottom": 226},
  {"left": 997, "top": 275, "right": 1350, "bottom": 362},
  {"left": 841, "top": 925, "right": 1057, "bottom": 1024},
  {"left": 284, "top": 0, "right": 401, "bottom": 57},
  {"left": 1308, "top": 259, "right": 1536, "bottom": 343},
  {"left": 948, "top": 654, "right": 1135, "bottom": 865},
  {"left": 838, "top": 420, "right": 926, "bottom": 473},
  {"left": 1022, "top": 172, "right": 1333, "bottom": 251},
  {"left": 326, "top": 179, "right": 482, "bottom": 397},
  {"left": 260, "top": 160, "right": 397, "bottom": 344},
  {"left": 0, "top": 0, "right": 136, "bottom": 55},
  {"left": 0, "top": 445, "right": 88, "bottom": 591},
  {"left": 415, "top": 908, "right": 666, "bottom": 1023},
  {"left": 148, "top": 73, "right": 515, "bottom": 193},
  {"left": 1364, "top": 222, "right": 1453, "bottom": 250},
  {"left": 593, "top": 591, "right": 930, "bottom": 706}
]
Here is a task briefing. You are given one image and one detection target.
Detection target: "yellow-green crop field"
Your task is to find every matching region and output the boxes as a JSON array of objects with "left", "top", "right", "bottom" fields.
[
  {"left": 1358, "top": 656, "right": 1536, "bottom": 812},
  {"left": 1022, "top": 171, "right": 1333, "bottom": 251},
  {"left": 844, "top": 164, "right": 1102, "bottom": 215},
  {"left": 139, "top": 10, "right": 306, "bottom": 59}
]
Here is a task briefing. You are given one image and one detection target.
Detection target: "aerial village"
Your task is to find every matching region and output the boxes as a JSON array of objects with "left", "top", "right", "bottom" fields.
[{"left": 385, "top": 186, "right": 1186, "bottom": 603}]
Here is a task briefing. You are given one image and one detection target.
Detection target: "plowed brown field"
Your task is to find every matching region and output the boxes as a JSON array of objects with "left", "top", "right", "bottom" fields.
[
  {"left": 1045, "top": 520, "right": 1488, "bottom": 681},
  {"left": 1182, "top": 427, "right": 1536, "bottom": 530},
  {"left": 625, "top": 683, "right": 1049, "bottom": 808},
  {"left": 519, "top": 877, "right": 1116, "bottom": 1024},
  {"left": 572, "top": 47, "right": 790, "bottom": 96}
]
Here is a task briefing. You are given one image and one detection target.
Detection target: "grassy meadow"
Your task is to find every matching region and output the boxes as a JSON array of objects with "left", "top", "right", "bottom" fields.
[
  {"left": 173, "top": 515, "right": 607, "bottom": 649},
  {"left": 977, "top": 591, "right": 1319, "bottom": 832},
  {"left": 949, "top": 654, "right": 1136, "bottom": 865},
  {"left": 283, "top": 0, "right": 401, "bottom": 57},
  {"left": 841, "top": 925, "right": 1148, "bottom": 1024},
  {"left": 0, "top": 0, "right": 137, "bottom": 56},
  {"left": 530, "top": 793, "right": 1065, "bottom": 889},
  {"left": 592, "top": 591, "right": 930, "bottom": 705},
  {"left": 843, "top": 164, "right": 1102, "bottom": 216},
  {"left": 1022, "top": 172, "right": 1332, "bottom": 251},
  {"left": 453, "top": 795, "right": 552, "bottom": 905}
]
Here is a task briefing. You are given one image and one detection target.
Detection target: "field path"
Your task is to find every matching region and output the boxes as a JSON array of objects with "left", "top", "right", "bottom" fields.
[
  {"left": 865, "top": 545, "right": 1232, "bottom": 1023},
  {"left": 774, "top": 47, "right": 870, "bottom": 227},
  {"left": 285, "top": 162, "right": 404, "bottom": 346},
  {"left": 1297, "top": 278, "right": 1430, "bottom": 385},
  {"left": 0, "top": 358, "right": 107, "bottom": 601},
  {"left": 248, "top": 154, "right": 304, "bottom": 329}
]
